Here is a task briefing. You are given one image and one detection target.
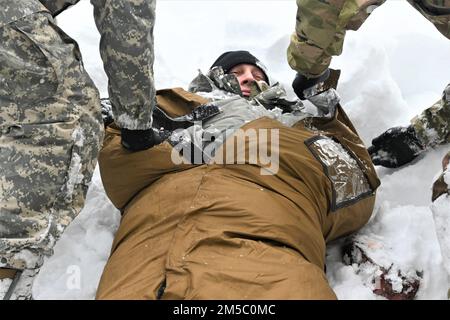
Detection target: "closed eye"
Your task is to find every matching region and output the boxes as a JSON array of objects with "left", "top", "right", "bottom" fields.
[{"left": 253, "top": 73, "right": 264, "bottom": 81}]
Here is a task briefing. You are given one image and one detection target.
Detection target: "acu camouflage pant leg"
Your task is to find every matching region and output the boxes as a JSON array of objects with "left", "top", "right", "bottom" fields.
[{"left": 0, "top": 12, "right": 103, "bottom": 271}]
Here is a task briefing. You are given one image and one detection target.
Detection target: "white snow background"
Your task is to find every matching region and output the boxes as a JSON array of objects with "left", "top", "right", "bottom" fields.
[{"left": 11, "top": 0, "right": 450, "bottom": 299}]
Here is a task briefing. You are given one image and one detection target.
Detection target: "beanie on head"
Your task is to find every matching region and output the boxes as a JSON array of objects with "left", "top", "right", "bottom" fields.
[{"left": 210, "top": 50, "right": 269, "bottom": 84}]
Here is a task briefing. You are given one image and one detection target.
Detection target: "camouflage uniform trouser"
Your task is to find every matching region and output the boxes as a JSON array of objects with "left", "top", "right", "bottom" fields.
[{"left": 0, "top": 12, "right": 103, "bottom": 274}]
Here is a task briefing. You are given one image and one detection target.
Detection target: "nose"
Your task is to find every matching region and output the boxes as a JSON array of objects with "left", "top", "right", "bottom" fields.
[{"left": 239, "top": 70, "right": 255, "bottom": 86}]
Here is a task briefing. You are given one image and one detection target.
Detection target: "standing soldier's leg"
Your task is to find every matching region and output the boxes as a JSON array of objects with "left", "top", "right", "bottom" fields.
[
  {"left": 431, "top": 151, "right": 450, "bottom": 299},
  {"left": 408, "top": 3, "right": 450, "bottom": 295},
  {"left": 0, "top": 12, "right": 103, "bottom": 299}
]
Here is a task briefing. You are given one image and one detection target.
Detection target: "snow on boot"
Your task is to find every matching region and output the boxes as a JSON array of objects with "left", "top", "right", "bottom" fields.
[
  {"left": 0, "top": 268, "right": 39, "bottom": 300},
  {"left": 0, "top": 268, "right": 23, "bottom": 300},
  {"left": 343, "top": 235, "right": 422, "bottom": 300}
]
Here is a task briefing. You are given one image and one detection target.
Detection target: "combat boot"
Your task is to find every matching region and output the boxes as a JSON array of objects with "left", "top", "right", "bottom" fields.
[{"left": 343, "top": 235, "right": 422, "bottom": 300}]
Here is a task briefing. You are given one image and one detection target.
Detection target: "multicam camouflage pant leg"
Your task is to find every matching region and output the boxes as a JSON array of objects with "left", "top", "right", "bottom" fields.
[{"left": 0, "top": 12, "right": 103, "bottom": 271}]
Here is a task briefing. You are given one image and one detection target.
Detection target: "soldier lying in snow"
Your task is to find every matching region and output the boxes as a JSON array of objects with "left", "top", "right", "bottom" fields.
[{"left": 95, "top": 51, "right": 381, "bottom": 299}]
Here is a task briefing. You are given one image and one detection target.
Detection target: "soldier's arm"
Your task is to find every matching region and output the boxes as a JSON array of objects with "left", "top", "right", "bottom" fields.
[
  {"left": 287, "top": 0, "right": 386, "bottom": 78},
  {"left": 411, "top": 84, "right": 450, "bottom": 148},
  {"left": 91, "top": 0, "right": 156, "bottom": 130}
]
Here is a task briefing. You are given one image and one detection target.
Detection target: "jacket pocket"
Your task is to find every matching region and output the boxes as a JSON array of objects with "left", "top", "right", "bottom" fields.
[
  {"left": 0, "top": 15, "right": 60, "bottom": 104},
  {"left": 305, "top": 135, "right": 373, "bottom": 212}
]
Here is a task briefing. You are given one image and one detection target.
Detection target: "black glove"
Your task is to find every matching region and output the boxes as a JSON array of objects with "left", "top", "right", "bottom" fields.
[
  {"left": 100, "top": 98, "right": 114, "bottom": 128},
  {"left": 292, "top": 69, "right": 331, "bottom": 100},
  {"left": 121, "top": 128, "right": 162, "bottom": 152},
  {"left": 368, "top": 125, "right": 425, "bottom": 168}
]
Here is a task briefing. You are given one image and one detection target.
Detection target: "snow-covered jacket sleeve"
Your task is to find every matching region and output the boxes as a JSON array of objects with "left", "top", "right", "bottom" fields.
[
  {"left": 411, "top": 83, "right": 450, "bottom": 148},
  {"left": 287, "top": 0, "right": 386, "bottom": 77},
  {"left": 90, "top": 0, "right": 156, "bottom": 130},
  {"left": 287, "top": 0, "right": 450, "bottom": 78}
]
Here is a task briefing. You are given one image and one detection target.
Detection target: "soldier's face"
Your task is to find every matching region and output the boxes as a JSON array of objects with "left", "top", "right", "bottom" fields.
[{"left": 229, "top": 64, "right": 266, "bottom": 97}]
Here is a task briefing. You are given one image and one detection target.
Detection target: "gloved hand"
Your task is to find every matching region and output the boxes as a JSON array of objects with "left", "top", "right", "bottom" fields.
[
  {"left": 368, "top": 125, "right": 425, "bottom": 168},
  {"left": 121, "top": 128, "right": 162, "bottom": 152},
  {"left": 292, "top": 69, "right": 331, "bottom": 100},
  {"left": 100, "top": 98, "right": 114, "bottom": 128}
]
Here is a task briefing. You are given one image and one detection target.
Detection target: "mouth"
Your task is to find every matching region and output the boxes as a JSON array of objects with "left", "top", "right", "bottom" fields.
[{"left": 241, "top": 89, "right": 251, "bottom": 96}]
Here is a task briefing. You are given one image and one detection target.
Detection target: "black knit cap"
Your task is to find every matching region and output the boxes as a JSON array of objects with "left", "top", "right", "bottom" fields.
[{"left": 210, "top": 50, "right": 270, "bottom": 84}]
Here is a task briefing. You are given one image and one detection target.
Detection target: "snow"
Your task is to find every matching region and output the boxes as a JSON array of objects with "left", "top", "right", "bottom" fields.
[{"left": 2, "top": 0, "right": 449, "bottom": 299}]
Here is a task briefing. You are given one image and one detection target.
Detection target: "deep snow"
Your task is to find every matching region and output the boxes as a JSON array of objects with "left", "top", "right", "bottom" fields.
[{"left": 3, "top": 0, "right": 450, "bottom": 300}]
